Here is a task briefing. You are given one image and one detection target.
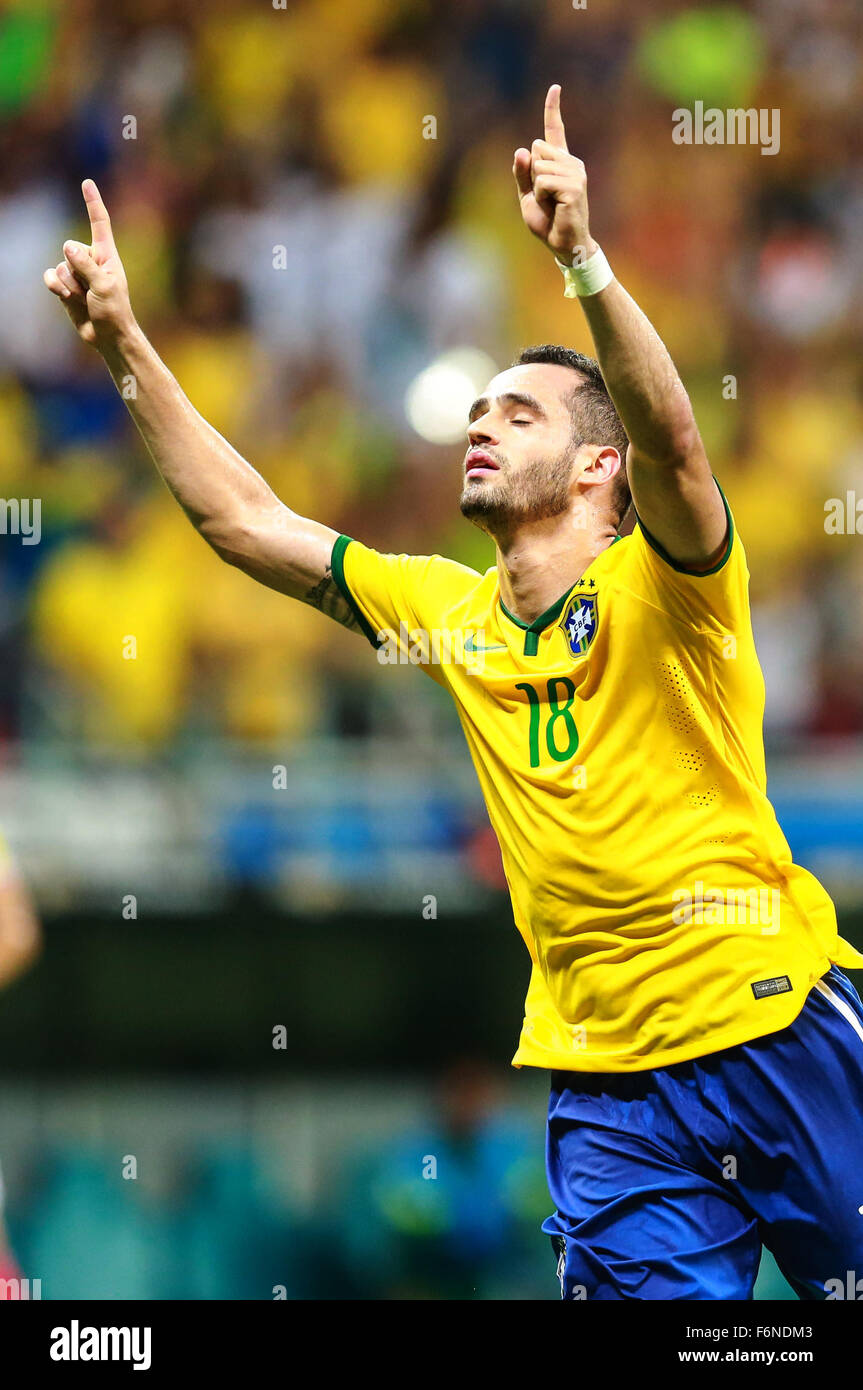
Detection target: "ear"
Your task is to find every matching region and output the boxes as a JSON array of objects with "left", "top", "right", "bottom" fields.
[{"left": 578, "top": 445, "right": 622, "bottom": 489}]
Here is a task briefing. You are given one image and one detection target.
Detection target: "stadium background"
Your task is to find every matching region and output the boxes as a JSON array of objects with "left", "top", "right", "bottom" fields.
[{"left": 0, "top": 0, "right": 862, "bottom": 1298}]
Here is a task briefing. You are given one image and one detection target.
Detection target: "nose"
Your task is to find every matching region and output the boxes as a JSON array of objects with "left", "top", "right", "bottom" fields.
[{"left": 467, "top": 411, "right": 498, "bottom": 447}]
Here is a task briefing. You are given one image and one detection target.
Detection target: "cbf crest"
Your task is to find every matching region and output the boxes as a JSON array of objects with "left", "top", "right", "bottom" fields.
[{"left": 562, "top": 592, "right": 598, "bottom": 656}]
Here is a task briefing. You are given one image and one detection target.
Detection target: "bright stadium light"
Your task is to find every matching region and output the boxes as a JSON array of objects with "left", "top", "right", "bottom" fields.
[{"left": 404, "top": 348, "right": 498, "bottom": 445}]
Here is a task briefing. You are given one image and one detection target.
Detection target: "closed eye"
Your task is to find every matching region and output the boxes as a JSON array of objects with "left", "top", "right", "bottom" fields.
[{"left": 512, "top": 418, "right": 533, "bottom": 426}]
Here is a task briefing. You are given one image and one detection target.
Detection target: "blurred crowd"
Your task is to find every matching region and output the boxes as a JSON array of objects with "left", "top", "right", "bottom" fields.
[
  {"left": 3, "top": 1064, "right": 557, "bottom": 1300},
  {"left": 1, "top": 0, "right": 863, "bottom": 758}
]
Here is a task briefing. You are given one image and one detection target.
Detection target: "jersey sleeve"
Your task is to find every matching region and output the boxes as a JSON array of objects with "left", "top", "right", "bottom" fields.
[
  {"left": 330, "top": 534, "right": 482, "bottom": 679},
  {"left": 626, "top": 482, "right": 750, "bottom": 633}
]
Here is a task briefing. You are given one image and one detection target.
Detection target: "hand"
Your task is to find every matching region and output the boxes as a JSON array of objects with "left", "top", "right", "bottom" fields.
[
  {"left": 43, "top": 179, "right": 135, "bottom": 349},
  {"left": 513, "top": 84, "right": 597, "bottom": 264}
]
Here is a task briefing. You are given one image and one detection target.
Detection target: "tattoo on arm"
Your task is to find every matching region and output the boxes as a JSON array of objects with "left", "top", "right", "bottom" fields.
[{"left": 303, "top": 565, "right": 361, "bottom": 633}]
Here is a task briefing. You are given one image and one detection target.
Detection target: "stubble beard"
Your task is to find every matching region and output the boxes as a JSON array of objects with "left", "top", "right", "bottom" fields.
[{"left": 459, "top": 444, "right": 577, "bottom": 536}]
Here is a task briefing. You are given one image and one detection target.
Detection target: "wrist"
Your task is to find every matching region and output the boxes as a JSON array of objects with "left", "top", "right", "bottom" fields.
[
  {"left": 99, "top": 315, "right": 142, "bottom": 365},
  {"left": 551, "top": 236, "right": 599, "bottom": 267},
  {"left": 554, "top": 242, "right": 614, "bottom": 299}
]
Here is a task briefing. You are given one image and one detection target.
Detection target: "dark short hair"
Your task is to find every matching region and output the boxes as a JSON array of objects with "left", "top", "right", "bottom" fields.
[{"left": 514, "top": 344, "right": 631, "bottom": 526}]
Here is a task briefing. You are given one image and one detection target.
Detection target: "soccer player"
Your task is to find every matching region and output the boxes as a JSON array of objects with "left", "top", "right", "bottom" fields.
[{"left": 44, "top": 85, "right": 863, "bottom": 1301}]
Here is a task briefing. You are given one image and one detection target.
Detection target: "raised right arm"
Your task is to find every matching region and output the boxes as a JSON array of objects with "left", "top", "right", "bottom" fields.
[{"left": 42, "top": 180, "right": 360, "bottom": 632}]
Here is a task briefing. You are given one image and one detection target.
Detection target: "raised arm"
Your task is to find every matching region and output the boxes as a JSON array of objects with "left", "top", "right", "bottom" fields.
[
  {"left": 514, "top": 86, "right": 727, "bottom": 567},
  {"left": 42, "top": 180, "right": 360, "bottom": 631},
  {"left": 0, "top": 853, "right": 41, "bottom": 992}
]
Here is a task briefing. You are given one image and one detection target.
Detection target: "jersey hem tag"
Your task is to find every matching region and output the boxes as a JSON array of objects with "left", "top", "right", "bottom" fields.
[{"left": 751, "top": 975, "right": 792, "bottom": 999}]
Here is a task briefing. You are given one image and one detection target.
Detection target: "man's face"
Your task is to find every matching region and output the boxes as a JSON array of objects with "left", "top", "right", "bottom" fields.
[{"left": 460, "top": 363, "right": 582, "bottom": 531}]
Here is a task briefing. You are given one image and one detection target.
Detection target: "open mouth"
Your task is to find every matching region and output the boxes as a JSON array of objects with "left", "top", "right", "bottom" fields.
[{"left": 465, "top": 449, "right": 501, "bottom": 480}]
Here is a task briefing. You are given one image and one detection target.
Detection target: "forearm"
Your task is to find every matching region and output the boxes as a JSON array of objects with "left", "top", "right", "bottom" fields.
[
  {"left": 44, "top": 183, "right": 353, "bottom": 617},
  {"left": 100, "top": 326, "right": 344, "bottom": 601},
  {"left": 515, "top": 84, "right": 724, "bottom": 560},
  {"left": 100, "top": 323, "right": 284, "bottom": 552},
  {"left": 512, "top": 84, "right": 702, "bottom": 469},
  {"left": 0, "top": 877, "right": 41, "bottom": 991},
  {"left": 577, "top": 276, "right": 703, "bottom": 466}
]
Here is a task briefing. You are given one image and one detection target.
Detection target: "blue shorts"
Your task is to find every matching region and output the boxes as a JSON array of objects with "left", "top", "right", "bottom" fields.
[{"left": 543, "top": 965, "right": 863, "bottom": 1300}]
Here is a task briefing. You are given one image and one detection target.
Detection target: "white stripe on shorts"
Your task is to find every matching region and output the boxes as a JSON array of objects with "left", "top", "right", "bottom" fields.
[{"left": 814, "top": 978, "right": 863, "bottom": 1047}]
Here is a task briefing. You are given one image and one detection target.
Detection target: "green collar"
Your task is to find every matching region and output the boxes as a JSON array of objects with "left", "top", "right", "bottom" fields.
[
  {"left": 500, "top": 589, "right": 571, "bottom": 656},
  {"left": 499, "top": 588, "right": 571, "bottom": 637},
  {"left": 498, "top": 536, "right": 620, "bottom": 655}
]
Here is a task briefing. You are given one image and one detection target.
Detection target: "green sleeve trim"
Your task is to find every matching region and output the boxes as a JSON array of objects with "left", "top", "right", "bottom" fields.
[
  {"left": 635, "top": 478, "right": 734, "bottom": 577},
  {"left": 330, "top": 534, "right": 382, "bottom": 649}
]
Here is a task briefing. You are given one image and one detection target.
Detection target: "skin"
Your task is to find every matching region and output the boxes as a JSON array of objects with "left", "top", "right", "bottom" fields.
[
  {"left": 42, "top": 84, "right": 727, "bottom": 630},
  {"left": 460, "top": 364, "right": 623, "bottom": 620},
  {"left": 0, "top": 870, "right": 41, "bottom": 991},
  {"left": 0, "top": 868, "right": 40, "bottom": 1285}
]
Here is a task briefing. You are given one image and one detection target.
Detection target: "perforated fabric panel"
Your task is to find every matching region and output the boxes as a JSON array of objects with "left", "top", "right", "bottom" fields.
[
  {"left": 673, "top": 748, "right": 706, "bottom": 773},
  {"left": 654, "top": 661, "right": 724, "bottom": 814},
  {"left": 655, "top": 659, "right": 700, "bottom": 735},
  {"left": 687, "top": 786, "right": 719, "bottom": 807}
]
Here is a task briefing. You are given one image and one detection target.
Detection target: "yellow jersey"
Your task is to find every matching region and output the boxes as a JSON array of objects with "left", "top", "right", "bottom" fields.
[{"left": 331, "top": 494, "right": 863, "bottom": 1073}]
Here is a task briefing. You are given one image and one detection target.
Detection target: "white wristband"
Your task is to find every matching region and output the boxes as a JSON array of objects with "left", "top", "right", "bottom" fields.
[{"left": 554, "top": 245, "right": 614, "bottom": 299}]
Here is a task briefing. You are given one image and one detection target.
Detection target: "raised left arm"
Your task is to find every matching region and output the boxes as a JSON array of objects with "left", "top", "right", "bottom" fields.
[
  {"left": 514, "top": 85, "right": 727, "bottom": 566},
  {"left": 0, "top": 864, "right": 41, "bottom": 991}
]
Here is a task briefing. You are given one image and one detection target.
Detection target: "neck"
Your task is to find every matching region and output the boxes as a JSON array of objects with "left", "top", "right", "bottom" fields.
[{"left": 493, "top": 511, "right": 617, "bottom": 625}]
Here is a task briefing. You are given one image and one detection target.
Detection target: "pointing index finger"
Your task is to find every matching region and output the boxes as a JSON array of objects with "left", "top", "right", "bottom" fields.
[
  {"left": 544, "top": 83, "right": 568, "bottom": 152},
  {"left": 82, "top": 178, "right": 115, "bottom": 252}
]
